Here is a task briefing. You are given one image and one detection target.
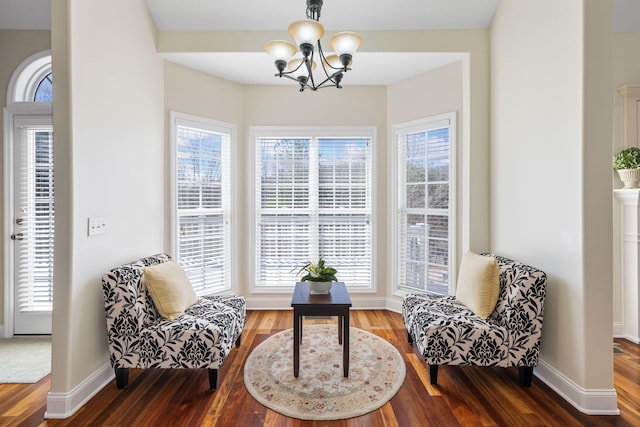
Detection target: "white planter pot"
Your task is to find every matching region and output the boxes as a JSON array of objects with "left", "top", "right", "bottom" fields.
[
  {"left": 308, "top": 281, "right": 333, "bottom": 294},
  {"left": 617, "top": 169, "right": 640, "bottom": 189}
]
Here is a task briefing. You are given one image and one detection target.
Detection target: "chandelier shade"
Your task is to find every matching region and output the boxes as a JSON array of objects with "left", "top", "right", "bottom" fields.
[
  {"left": 329, "top": 31, "right": 363, "bottom": 58},
  {"left": 264, "top": 40, "right": 297, "bottom": 62},
  {"left": 288, "top": 20, "right": 325, "bottom": 48},
  {"left": 265, "top": 0, "right": 362, "bottom": 92}
]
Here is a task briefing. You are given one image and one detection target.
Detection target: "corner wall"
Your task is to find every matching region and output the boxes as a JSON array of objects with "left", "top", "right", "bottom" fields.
[
  {"left": 491, "top": 0, "right": 616, "bottom": 414},
  {"left": 47, "top": 0, "right": 165, "bottom": 418}
]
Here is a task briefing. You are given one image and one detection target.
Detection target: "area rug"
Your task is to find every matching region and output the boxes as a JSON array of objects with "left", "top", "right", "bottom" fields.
[
  {"left": 244, "top": 324, "right": 405, "bottom": 420},
  {"left": 0, "top": 337, "right": 51, "bottom": 383}
]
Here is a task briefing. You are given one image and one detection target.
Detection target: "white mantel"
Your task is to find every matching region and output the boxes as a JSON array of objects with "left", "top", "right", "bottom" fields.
[{"left": 614, "top": 189, "right": 640, "bottom": 343}]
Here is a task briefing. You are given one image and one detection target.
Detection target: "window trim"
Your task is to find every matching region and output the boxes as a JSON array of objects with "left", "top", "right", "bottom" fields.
[
  {"left": 250, "top": 125, "right": 376, "bottom": 294},
  {"left": 169, "top": 111, "right": 236, "bottom": 294},
  {"left": 392, "top": 112, "right": 457, "bottom": 296}
]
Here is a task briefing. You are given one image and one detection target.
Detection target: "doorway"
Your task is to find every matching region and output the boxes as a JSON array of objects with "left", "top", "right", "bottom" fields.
[{"left": 3, "top": 51, "right": 53, "bottom": 337}]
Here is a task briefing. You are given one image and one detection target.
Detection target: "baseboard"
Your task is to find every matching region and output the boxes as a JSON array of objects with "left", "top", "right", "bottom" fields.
[
  {"left": 245, "top": 295, "right": 388, "bottom": 310},
  {"left": 534, "top": 359, "right": 619, "bottom": 415},
  {"left": 386, "top": 297, "right": 403, "bottom": 314},
  {"left": 622, "top": 333, "right": 640, "bottom": 344},
  {"left": 45, "top": 362, "right": 113, "bottom": 419},
  {"left": 612, "top": 322, "right": 624, "bottom": 338}
]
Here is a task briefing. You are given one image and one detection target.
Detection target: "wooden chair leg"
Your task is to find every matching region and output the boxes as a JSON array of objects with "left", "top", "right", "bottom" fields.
[
  {"left": 208, "top": 368, "right": 219, "bottom": 390},
  {"left": 519, "top": 366, "right": 533, "bottom": 387},
  {"left": 429, "top": 365, "right": 438, "bottom": 385},
  {"left": 115, "top": 368, "right": 129, "bottom": 389}
]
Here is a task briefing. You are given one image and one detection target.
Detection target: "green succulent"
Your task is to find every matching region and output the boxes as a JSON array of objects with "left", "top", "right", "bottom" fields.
[
  {"left": 292, "top": 257, "right": 338, "bottom": 282},
  {"left": 613, "top": 147, "right": 640, "bottom": 170}
]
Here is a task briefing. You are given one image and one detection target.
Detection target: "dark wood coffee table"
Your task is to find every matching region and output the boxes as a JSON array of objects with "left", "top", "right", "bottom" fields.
[{"left": 291, "top": 281, "right": 352, "bottom": 377}]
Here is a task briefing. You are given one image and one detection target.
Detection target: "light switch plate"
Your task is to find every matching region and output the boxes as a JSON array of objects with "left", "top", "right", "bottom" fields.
[{"left": 88, "top": 217, "right": 108, "bottom": 236}]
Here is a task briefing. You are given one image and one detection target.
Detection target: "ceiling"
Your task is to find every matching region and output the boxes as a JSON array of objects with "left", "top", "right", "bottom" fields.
[{"left": 1, "top": 0, "right": 639, "bottom": 86}]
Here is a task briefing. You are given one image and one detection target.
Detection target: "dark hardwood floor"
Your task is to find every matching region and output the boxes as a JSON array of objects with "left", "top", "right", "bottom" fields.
[{"left": 1, "top": 310, "right": 638, "bottom": 426}]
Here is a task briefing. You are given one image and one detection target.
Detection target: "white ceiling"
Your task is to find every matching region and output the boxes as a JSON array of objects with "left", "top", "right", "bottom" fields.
[
  {"left": 2, "top": 0, "right": 639, "bottom": 86},
  {"left": 146, "top": 0, "right": 499, "bottom": 31},
  {"left": 146, "top": 0, "right": 497, "bottom": 86}
]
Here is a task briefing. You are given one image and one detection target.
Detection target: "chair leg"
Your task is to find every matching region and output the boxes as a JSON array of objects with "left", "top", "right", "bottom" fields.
[
  {"left": 519, "top": 366, "right": 533, "bottom": 387},
  {"left": 235, "top": 333, "right": 242, "bottom": 347},
  {"left": 407, "top": 331, "right": 413, "bottom": 344},
  {"left": 115, "top": 368, "right": 129, "bottom": 389},
  {"left": 429, "top": 365, "right": 438, "bottom": 385},
  {"left": 208, "top": 368, "right": 219, "bottom": 390}
]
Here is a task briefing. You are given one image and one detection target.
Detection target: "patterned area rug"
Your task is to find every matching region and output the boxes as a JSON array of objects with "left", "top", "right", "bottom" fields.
[
  {"left": 244, "top": 324, "right": 405, "bottom": 420},
  {"left": 0, "top": 337, "right": 51, "bottom": 383}
]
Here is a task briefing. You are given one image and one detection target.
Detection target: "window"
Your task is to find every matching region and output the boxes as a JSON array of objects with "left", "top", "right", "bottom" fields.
[
  {"left": 253, "top": 127, "right": 373, "bottom": 291},
  {"left": 171, "top": 112, "right": 234, "bottom": 295},
  {"left": 395, "top": 113, "right": 456, "bottom": 295},
  {"left": 34, "top": 72, "right": 53, "bottom": 102}
]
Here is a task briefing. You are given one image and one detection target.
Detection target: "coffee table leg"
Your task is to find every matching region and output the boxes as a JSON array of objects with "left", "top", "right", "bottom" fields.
[
  {"left": 343, "top": 310, "right": 349, "bottom": 377},
  {"left": 294, "top": 311, "right": 300, "bottom": 377}
]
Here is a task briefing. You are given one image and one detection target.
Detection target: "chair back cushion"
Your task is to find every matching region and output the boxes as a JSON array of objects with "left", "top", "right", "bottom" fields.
[
  {"left": 488, "top": 254, "right": 547, "bottom": 366},
  {"left": 101, "top": 253, "right": 171, "bottom": 349}
]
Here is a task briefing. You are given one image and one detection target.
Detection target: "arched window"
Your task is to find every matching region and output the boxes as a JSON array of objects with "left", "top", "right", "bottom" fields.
[
  {"left": 34, "top": 72, "right": 53, "bottom": 102},
  {"left": 7, "top": 50, "right": 52, "bottom": 104}
]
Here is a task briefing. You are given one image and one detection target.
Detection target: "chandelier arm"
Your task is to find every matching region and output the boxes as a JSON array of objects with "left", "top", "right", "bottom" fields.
[
  {"left": 317, "top": 40, "right": 344, "bottom": 72},
  {"left": 305, "top": 56, "right": 318, "bottom": 90},
  {"left": 274, "top": 72, "right": 309, "bottom": 84},
  {"left": 314, "top": 70, "right": 344, "bottom": 89}
]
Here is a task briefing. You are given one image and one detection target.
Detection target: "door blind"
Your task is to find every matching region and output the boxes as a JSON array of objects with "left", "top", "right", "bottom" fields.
[{"left": 16, "top": 125, "right": 54, "bottom": 312}]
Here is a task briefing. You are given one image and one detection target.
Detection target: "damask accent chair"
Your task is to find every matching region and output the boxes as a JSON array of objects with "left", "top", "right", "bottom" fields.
[
  {"left": 402, "top": 254, "right": 547, "bottom": 387},
  {"left": 101, "top": 253, "right": 246, "bottom": 390}
]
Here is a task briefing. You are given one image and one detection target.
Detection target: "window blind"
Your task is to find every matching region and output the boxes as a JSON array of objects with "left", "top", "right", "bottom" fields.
[
  {"left": 397, "top": 115, "right": 454, "bottom": 295},
  {"left": 175, "top": 121, "right": 231, "bottom": 295},
  {"left": 15, "top": 125, "right": 54, "bottom": 312},
  {"left": 255, "top": 132, "right": 372, "bottom": 289}
]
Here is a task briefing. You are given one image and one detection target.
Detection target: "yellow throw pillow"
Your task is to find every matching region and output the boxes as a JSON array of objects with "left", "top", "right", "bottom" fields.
[
  {"left": 455, "top": 251, "right": 500, "bottom": 319},
  {"left": 144, "top": 260, "right": 197, "bottom": 320}
]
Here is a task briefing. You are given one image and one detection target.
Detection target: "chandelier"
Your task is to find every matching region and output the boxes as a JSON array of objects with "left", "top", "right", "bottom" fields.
[{"left": 264, "top": 0, "right": 363, "bottom": 92}]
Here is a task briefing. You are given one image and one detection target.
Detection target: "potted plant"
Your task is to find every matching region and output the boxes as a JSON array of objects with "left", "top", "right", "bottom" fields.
[
  {"left": 613, "top": 147, "right": 640, "bottom": 188},
  {"left": 292, "top": 256, "right": 338, "bottom": 294}
]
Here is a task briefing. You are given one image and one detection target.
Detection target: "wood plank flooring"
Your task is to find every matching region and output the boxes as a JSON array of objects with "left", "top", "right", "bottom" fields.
[{"left": 1, "top": 310, "right": 638, "bottom": 426}]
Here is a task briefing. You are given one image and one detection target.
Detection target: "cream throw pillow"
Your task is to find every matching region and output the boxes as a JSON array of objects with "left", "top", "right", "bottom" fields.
[
  {"left": 144, "top": 260, "right": 197, "bottom": 320},
  {"left": 455, "top": 251, "right": 500, "bottom": 319}
]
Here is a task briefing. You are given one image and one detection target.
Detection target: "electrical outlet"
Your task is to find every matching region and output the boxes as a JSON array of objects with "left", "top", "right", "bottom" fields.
[{"left": 88, "top": 217, "right": 109, "bottom": 236}]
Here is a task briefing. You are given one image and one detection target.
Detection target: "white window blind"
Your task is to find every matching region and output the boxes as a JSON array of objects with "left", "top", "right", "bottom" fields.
[
  {"left": 15, "top": 123, "right": 54, "bottom": 312},
  {"left": 173, "top": 114, "right": 232, "bottom": 295},
  {"left": 255, "top": 129, "right": 373, "bottom": 290},
  {"left": 396, "top": 114, "right": 455, "bottom": 295}
]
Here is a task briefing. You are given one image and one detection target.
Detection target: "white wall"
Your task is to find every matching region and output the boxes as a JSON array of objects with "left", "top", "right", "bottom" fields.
[
  {"left": 387, "top": 61, "right": 466, "bottom": 281},
  {"left": 491, "top": 0, "right": 616, "bottom": 414},
  {"left": 48, "top": 0, "right": 165, "bottom": 417},
  {"left": 612, "top": 32, "right": 640, "bottom": 333},
  {"left": 241, "top": 85, "right": 387, "bottom": 305}
]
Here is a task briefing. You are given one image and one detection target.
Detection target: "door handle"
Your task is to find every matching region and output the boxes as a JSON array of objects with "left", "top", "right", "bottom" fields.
[{"left": 10, "top": 233, "right": 24, "bottom": 241}]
